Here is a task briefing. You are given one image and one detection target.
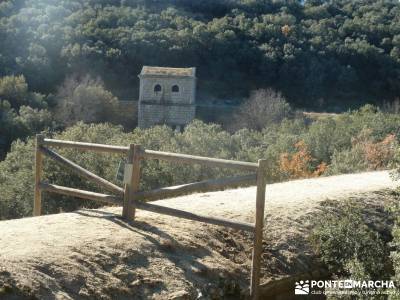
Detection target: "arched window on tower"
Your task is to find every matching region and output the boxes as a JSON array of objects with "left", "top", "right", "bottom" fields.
[
  {"left": 171, "top": 85, "right": 179, "bottom": 93},
  {"left": 154, "top": 84, "right": 162, "bottom": 93}
]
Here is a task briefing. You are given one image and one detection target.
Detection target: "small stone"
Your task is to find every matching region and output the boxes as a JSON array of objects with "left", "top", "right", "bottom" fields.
[
  {"left": 168, "top": 290, "right": 191, "bottom": 300},
  {"left": 129, "top": 279, "right": 141, "bottom": 287}
]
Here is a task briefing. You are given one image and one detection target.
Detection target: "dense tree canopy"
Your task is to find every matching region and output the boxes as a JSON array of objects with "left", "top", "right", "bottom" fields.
[
  {"left": 0, "top": 75, "right": 53, "bottom": 157},
  {"left": 0, "top": 0, "right": 399, "bottom": 108}
]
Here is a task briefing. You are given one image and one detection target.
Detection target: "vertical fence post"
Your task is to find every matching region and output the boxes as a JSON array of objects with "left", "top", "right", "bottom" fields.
[
  {"left": 250, "top": 159, "right": 267, "bottom": 299},
  {"left": 34, "top": 134, "right": 44, "bottom": 216},
  {"left": 122, "top": 144, "right": 141, "bottom": 220}
]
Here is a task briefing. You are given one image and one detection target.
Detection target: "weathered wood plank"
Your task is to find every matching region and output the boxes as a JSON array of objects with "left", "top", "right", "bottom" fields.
[
  {"left": 40, "top": 147, "right": 124, "bottom": 195},
  {"left": 135, "top": 174, "right": 257, "bottom": 201},
  {"left": 129, "top": 145, "right": 141, "bottom": 219},
  {"left": 250, "top": 159, "right": 267, "bottom": 300},
  {"left": 142, "top": 149, "right": 259, "bottom": 171},
  {"left": 122, "top": 144, "right": 141, "bottom": 220},
  {"left": 40, "top": 183, "right": 254, "bottom": 232},
  {"left": 132, "top": 200, "right": 255, "bottom": 232},
  {"left": 39, "top": 183, "right": 123, "bottom": 205},
  {"left": 34, "top": 134, "right": 44, "bottom": 216},
  {"left": 43, "top": 138, "right": 129, "bottom": 154}
]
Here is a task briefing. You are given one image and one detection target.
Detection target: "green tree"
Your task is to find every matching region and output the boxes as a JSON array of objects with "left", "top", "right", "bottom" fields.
[{"left": 55, "top": 75, "right": 118, "bottom": 126}]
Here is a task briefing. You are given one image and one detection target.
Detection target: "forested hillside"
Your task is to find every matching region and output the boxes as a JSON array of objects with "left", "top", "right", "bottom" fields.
[{"left": 1, "top": 0, "right": 400, "bottom": 107}]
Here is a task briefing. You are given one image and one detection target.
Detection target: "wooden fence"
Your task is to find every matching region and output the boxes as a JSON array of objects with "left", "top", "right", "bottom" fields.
[{"left": 33, "top": 134, "right": 267, "bottom": 299}]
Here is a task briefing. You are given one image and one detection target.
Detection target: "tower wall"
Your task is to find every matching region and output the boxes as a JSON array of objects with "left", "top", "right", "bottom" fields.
[{"left": 138, "top": 68, "right": 196, "bottom": 128}]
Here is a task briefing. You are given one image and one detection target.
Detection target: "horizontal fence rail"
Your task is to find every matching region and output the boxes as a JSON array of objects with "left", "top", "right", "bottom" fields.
[
  {"left": 142, "top": 149, "right": 259, "bottom": 171},
  {"left": 135, "top": 174, "right": 257, "bottom": 201},
  {"left": 43, "top": 138, "right": 259, "bottom": 170},
  {"left": 43, "top": 138, "right": 129, "bottom": 154},
  {"left": 33, "top": 135, "right": 266, "bottom": 300},
  {"left": 39, "top": 182, "right": 254, "bottom": 232},
  {"left": 131, "top": 200, "right": 255, "bottom": 232},
  {"left": 39, "top": 183, "right": 122, "bottom": 205}
]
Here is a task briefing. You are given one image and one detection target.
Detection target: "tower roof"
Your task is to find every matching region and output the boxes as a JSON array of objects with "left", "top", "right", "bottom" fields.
[{"left": 140, "top": 66, "right": 196, "bottom": 77}]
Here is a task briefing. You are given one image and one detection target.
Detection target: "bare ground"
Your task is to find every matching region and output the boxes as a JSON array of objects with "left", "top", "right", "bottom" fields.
[{"left": 0, "top": 171, "right": 397, "bottom": 299}]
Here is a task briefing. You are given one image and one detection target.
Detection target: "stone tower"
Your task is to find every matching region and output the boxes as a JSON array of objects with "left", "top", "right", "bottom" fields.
[{"left": 138, "top": 66, "right": 196, "bottom": 130}]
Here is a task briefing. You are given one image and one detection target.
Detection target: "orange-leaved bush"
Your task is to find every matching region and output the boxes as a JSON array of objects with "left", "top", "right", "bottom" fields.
[
  {"left": 279, "top": 141, "right": 327, "bottom": 179},
  {"left": 351, "top": 130, "right": 397, "bottom": 170}
]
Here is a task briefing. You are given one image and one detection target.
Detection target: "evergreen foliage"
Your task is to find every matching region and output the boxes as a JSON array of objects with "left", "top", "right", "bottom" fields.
[
  {"left": 1, "top": 106, "right": 399, "bottom": 220},
  {"left": 0, "top": 0, "right": 399, "bottom": 106}
]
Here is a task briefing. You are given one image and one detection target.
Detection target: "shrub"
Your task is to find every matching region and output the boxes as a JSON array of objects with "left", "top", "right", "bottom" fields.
[
  {"left": 0, "top": 123, "right": 131, "bottom": 219},
  {"left": 0, "top": 105, "right": 53, "bottom": 156},
  {"left": 231, "top": 88, "right": 291, "bottom": 131},
  {"left": 1, "top": 105, "right": 400, "bottom": 220},
  {"left": 55, "top": 75, "right": 118, "bottom": 126},
  {"left": 279, "top": 140, "right": 326, "bottom": 179},
  {"left": 329, "top": 130, "right": 398, "bottom": 175},
  {"left": 311, "top": 203, "right": 389, "bottom": 279},
  {"left": 0, "top": 121, "right": 248, "bottom": 219},
  {"left": 14, "top": 106, "right": 53, "bottom": 137},
  {"left": 0, "top": 75, "right": 28, "bottom": 108},
  {"left": 0, "top": 75, "right": 52, "bottom": 159},
  {"left": 0, "top": 75, "right": 47, "bottom": 109},
  {"left": 303, "top": 105, "right": 400, "bottom": 167},
  {"left": 127, "top": 120, "right": 245, "bottom": 190},
  {"left": 303, "top": 117, "right": 339, "bottom": 163},
  {"left": 391, "top": 202, "right": 400, "bottom": 298},
  {"left": 362, "top": 133, "right": 398, "bottom": 170},
  {"left": 327, "top": 147, "right": 368, "bottom": 175},
  {"left": 0, "top": 139, "right": 36, "bottom": 219}
]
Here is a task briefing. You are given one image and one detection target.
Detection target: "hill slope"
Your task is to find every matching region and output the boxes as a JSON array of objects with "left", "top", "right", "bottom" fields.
[
  {"left": 1, "top": 0, "right": 400, "bottom": 104},
  {"left": 0, "top": 171, "right": 397, "bottom": 299}
]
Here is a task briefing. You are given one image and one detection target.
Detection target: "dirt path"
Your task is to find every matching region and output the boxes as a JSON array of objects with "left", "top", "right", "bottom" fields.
[
  {"left": 0, "top": 171, "right": 397, "bottom": 299},
  {"left": 156, "top": 170, "right": 397, "bottom": 222}
]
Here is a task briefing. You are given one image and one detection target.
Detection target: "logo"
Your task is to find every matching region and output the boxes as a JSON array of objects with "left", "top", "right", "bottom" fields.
[
  {"left": 294, "top": 279, "right": 398, "bottom": 296},
  {"left": 295, "top": 280, "right": 310, "bottom": 295}
]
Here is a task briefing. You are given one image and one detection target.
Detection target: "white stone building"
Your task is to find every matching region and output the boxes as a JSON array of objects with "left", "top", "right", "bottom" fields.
[{"left": 138, "top": 66, "right": 196, "bottom": 130}]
